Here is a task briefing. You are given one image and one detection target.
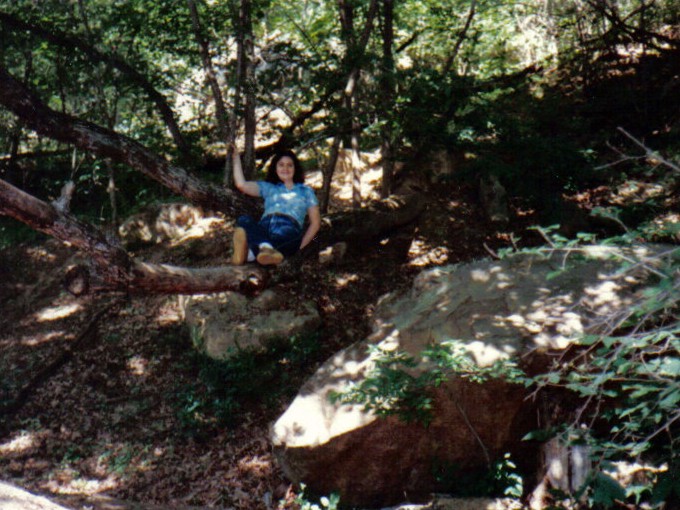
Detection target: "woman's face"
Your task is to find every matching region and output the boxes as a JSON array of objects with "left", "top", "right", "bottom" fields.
[{"left": 276, "top": 156, "right": 295, "bottom": 184}]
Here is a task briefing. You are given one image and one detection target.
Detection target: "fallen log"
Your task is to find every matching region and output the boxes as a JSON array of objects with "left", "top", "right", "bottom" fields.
[{"left": 0, "top": 177, "right": 267, "bottom": 295}]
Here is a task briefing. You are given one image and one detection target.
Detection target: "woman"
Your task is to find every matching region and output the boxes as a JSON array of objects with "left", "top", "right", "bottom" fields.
[{"left": 231, "top": 149, "right": 321, "bottom": 266}]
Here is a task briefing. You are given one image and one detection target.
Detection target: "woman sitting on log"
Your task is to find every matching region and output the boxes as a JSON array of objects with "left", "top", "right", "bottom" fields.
[{"left": 231, "top": 148, "right": 321, "bottom": 266}]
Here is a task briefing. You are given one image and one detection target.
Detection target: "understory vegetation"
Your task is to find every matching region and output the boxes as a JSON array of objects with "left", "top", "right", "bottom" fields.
[
  {"left": 0, "top": 0, "right": 679, "bottom": 508},
  {"left": 330, "top": 221, "right": 679, "bottom": 507},
  {"left": 174, "top": 332, "right": 323, "bottom": 435}
]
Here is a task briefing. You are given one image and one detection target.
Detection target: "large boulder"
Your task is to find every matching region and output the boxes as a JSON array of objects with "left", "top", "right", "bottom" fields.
[
  {"left": 182, "top": 289, "right": 321, "bottom": 359},
  {"left": 271, "top": 246, "right": 668, "bottom": 508},
  {"left": 0, "top": 481, "right": 71, "bottom": 510}
]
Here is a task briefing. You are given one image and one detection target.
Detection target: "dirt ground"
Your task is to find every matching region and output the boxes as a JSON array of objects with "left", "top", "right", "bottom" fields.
[{"left": 0, "top": 173, "right": 635, "bottom": 510}]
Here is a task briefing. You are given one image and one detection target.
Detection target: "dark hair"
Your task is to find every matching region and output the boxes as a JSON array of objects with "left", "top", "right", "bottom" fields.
[{"left": 265, "top": 150, "right": 305, "bottom": 184}]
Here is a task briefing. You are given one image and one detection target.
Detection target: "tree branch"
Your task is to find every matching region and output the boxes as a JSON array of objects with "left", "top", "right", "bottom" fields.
[
  {"left": 0, "top": 64, "right": 254, "bottom": 215},
  {"left": 0, "top": 11, "right": 191, "bottom": 157},
  {"left": 442, "top": 0, "right": 477, "bottom": 75}
]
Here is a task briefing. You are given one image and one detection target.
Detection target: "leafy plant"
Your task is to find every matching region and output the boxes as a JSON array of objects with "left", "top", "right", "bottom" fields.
[
  {"left": 505, "top": 222, "right": 679, "bottom": 507},
  {"left": 172, "top": 332, "right": 322, "bottom": 436},
  {"left": 98, "top": 444, "right": 137, "bottom": 476},
  {"left": 330, "top": 340, "right": 523, "bottom": 426},
  {"left": 432, "top": 453, "right": 524, "bottom": 499},
  {"left": 287, "top": 484, "right": 341, "bottom": 510}
]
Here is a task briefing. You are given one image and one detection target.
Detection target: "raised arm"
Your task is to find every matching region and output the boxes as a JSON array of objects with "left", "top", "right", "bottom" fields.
[{"left": 232, "top": 150, "right": 260, "bottom": 197}]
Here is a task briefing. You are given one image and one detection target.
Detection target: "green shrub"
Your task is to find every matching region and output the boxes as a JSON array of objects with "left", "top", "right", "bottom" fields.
[
  {"left": 330, "top": 341, "right": 523, "bottom": 427},
  {"left": 172, "top": 332, "right": 322, "bottom": 436},
  {"left": 0, "top": 218, "right": 48, "bottom": 249}
]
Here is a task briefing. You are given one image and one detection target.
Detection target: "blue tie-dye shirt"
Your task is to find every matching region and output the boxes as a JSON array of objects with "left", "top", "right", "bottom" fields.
[{"left": 258, "top": 182, "right": 318, "bottom": 226}]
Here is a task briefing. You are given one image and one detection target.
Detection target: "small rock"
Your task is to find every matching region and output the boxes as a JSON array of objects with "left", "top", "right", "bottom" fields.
[{"left": 182, "top": 290, "right": 321, "bottom": 359}]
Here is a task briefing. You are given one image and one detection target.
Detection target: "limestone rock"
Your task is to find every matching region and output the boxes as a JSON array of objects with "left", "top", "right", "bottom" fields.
[
  {"left": 182, "top": 290, "right": 321, "bottom": 359},
  {"left": 119, "top": 203, "right": 221, "bottom": 248},
  {"left": 272, "top": 245, "right": 669, "bottom": 508},
  {"left": 0, "top": 481, "right": 71, "bottom": 510},
  {"left": 382, "top": 496, "right": 523, "bottom": 509}
]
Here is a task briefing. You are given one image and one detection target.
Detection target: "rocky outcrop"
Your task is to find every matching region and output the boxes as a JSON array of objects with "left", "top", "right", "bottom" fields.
[
  {"left": 0, "top": 481, "right": 71, "bottom": 510},
  {"left": 118, "top": 203, "right": 219, "bottom": 248},
  {"left": 182, "top": 289, "right": 321, "bottom": 359},
  {"left": 271, "top": 246, "right": 667, "bottom": 508}
]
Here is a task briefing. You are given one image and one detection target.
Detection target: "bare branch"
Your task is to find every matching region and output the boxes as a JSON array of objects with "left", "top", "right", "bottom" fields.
[{"left": 617, "top": 127, "right": 680, "bottom": 174}]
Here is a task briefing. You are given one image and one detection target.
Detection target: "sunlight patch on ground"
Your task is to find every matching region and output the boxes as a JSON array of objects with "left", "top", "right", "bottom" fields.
[
  {"left": 20, "top": 330, "right": 68, "bottom": 346},
  {"left": 43, "top": 472, "right": 118, "bottom": 495},
  {"left": 584, "top": 280, "right": 623, "bottom": 309},
  {"left": 334, "top": 273, "right": 359, "bottom": 288},
  {"left": 126, "top": 355, "right": 148, "bottom": 376},
  {"left": 648, "top": 212, "right": 680, "bottom": 240},
  {"left": 26, "top": 246, "right": 57, "bottom": 262},
  {"left": 35, "top": 303, "right": 82, "bottom": 322},
  {"left": 331, "top": 166, "right": 383, "bottom": 203},
  {"left": 166, "top": 216, "right": 225, "bottom": 247},
  {"left": 0, "top": 431, "right": 36, "bottom": 455},
  {"left": 408, "top": 238, "right": 450, "bottom": 267},
  {"left": 612, "top": 180, "right": 666, "bottom": 205},
  {"left": 155, "top": 298, "right": 185, "bottom": 325},
  {"left": 237, "top": 455, "right": 272, "bottom": 477},
  {"left": 305, "top": 148, "right": 383, "bottom": 207},
  {"left": 465, "top": 340, "right": 510, "bottom": 367}
]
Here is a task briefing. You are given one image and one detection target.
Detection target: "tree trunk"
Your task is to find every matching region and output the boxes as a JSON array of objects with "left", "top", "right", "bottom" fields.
[
  {"left": 187, "top": 0, "right": 231, "bottom": 151},
  {"left": 240, "top": 0, "right": 257, "bottom": 179},
  {"left": 315, "top": 191, "right": 424, "bottom": 247},
  {"left": 380, "top": 0, "right": 395, "bottom": 199},
  {"left": 1, "top": 173, "right": 423, "bottom": 295},
  {"left": 442, "top": 0, "right": 477, "bottom": 75},
  {"left": 347, "top": 69, "right": 362, "bottom": 208},
  {"left": 4, "top": 55, "right": 31, "bottom": 187},
  {"left": 336, "top": 0, "right": 379, "bottom": 209},
  {"left": 320, "top": 135, "right": 342, "bottom": 213},
  {"left": 0, "top": 64, "right": 426, "bottom": 295},
  {"left": 78, "top": 0, "right": 120, "bottom": 228}
]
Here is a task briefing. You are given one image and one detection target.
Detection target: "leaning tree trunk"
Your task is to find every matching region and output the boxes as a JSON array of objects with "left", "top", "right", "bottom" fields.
[
  {"left": 315, "top": 191, "right": 424, "bottom": 248},
  {"left": 0, "top": 174, "right": 423, "bottom": 295},
  {"left": 442, "top": 0, "right": 476, "bottom": 75},
  {"left": 0, "top": 65, "right": 253, "bottom": 216},
  {"left": 0, "top": 64, "right": 426, "bottom": 296}
]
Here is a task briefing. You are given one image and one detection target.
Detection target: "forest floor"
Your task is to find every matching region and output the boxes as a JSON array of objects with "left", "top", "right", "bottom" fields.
[{"left": 0, "top": 167, "right": 675, "bottom": 509}]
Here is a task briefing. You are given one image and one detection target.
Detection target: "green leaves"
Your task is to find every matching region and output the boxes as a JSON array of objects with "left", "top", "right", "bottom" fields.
[
  {"left": 520, "top": 240, "right": 679, "bottom": 507},
  {"left": 651, "top": 466, "right": 680, "bottom": 505},
  {"left": 589, "top": 472, "right": 626, "bottom": 507},
  {"left": 330, "top": 340, "right": 524, "bottom": 426}
]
